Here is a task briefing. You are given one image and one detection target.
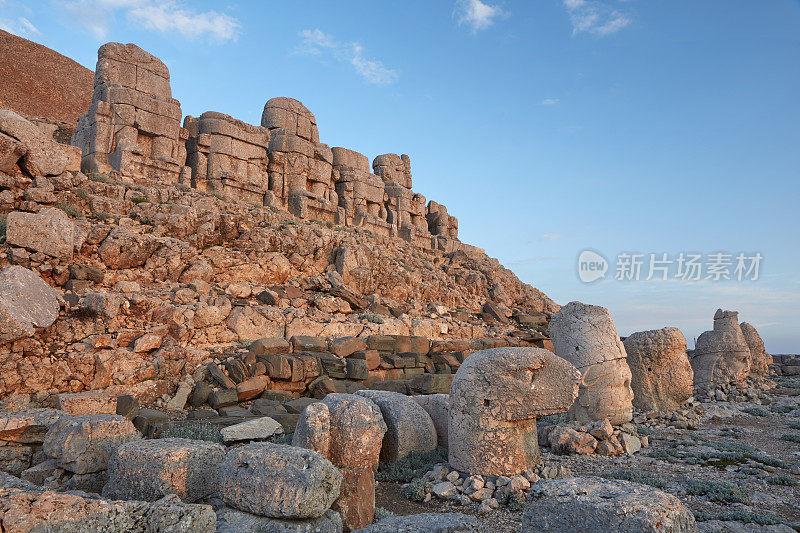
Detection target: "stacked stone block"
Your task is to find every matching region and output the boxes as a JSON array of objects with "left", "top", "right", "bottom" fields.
[
  {"left": 72, "top": 43, "right": 188, "bottom": 183},
  {"left": 184, "top": 112, "right": 269, "bottom": 204}
]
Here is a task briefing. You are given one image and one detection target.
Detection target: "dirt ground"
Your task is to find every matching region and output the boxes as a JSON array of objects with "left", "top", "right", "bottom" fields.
[{"left": 375, "top": 375, "right": 800, "bottom": 532}]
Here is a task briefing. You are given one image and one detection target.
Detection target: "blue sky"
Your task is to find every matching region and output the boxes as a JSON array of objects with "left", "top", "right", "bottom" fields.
[{"left": 2, "top": 1, "right": 799, "bottom": 352}]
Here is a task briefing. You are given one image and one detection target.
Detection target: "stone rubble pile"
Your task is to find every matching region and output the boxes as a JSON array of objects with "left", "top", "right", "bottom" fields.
[{"left": 539, "top": 418, "right": 648, "bottom": 457}]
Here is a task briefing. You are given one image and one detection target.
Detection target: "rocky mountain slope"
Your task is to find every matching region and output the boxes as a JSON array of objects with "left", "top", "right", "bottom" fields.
[{"left": 0, "top": 30, "right": 92, "bottom": 126}]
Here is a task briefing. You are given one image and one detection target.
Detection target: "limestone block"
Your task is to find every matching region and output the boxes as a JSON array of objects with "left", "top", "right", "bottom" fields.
[
  {"left": 0, "top": 266, "right": 62, "bottom": 343},
  {"left": 690, "top": 309, "right": 751, "bottom": 393},
  {"left": 103, "top": 438, "right": 225, "bottom": 502},
  {"left": 218, "top": 443, "right": 342, "bottom": 519}
]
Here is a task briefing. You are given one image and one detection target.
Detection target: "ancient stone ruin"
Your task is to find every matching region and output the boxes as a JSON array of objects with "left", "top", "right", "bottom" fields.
[
  {"left": 72, "top": 44, "right": 467, "bottom": 253},
  {"left": 72, "top": 43, "right": 188, "bottom": 183},
  {"left": 0, "top": 35, "right": 795, "bottom": 533}
]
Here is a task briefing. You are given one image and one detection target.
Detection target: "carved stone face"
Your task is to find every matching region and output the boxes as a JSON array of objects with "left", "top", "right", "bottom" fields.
[
  {"left": 571, "top": 358, "right": 634, "bottom": 425},
  {"left": 549, "top": 301, "right": 635, "bottom": 425},
  {"left": 449, "top": 347, "right": 580, "bottom": 476}
]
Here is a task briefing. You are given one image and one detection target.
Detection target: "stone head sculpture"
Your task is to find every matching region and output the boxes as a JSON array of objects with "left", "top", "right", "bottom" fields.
[
  {"left": 549, "top": 301, "right": 635, "bottom": 425},
  {"left": 448, "top": 347, "right": 580, "bottom": 476},
  {"left": 690, "top": 309, "right": 751, "bottom": 394},
  {"left": 623, "top": 327, "right": 694, "bottom": 412}
]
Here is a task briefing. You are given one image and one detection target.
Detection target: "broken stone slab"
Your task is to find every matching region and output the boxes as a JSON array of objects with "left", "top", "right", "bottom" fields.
[
  {"left": 43, "top": 414, "right": 142, "bottom": 474},
  {"left": 525, "top": 477, "right": 696, "bottom": 532},
  {"left": 353, "top": 512, "right": 479, "bottom": 532},
  {"left": 355, "top": 389, "right": 437, "bottom": 463},
  {"left": 221, "top": 416, "right": 284, "bottom": 443},
  {"left": 0, "top": 265, "right": 63, "bottom": 343},
  {"left": 250, "top": 337, "right": 292, "bottom": 355},
  {"left": 56, "top": 392, "right": 118, "bottom": 415},
  {"left": 0, "top": 485, "right": 215, "bottom": 532},
  {"left": 6, "top": 207, "right": 75, "bottom": 260},
  {"left": 0, "top": 109, "right": 68, "bottom": 176},
  {"left": 219, "top": 442, "right": 342, "bottom": 519},
  {"left": 217, "top": 507, "right": 343, "bottom": 533},
  {"left": 103, "top": 438, "right": 225, "bottom": 502},
  {"left": 0, "top": 408, "right": 65, "bottom": 444},
  {"left": 548, "top": 426, "right": 597, "bottom": 455}
]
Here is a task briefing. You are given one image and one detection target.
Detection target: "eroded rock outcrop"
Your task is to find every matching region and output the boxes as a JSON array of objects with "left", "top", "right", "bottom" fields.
[
  {"left": 623, "top": 327, "right": 693, "bottom": 411},
  {"left": 448, "top": 347, "right": 580, "bottom": 476},
  {"left": 550, "top": 302, "right": 634, "bottom": 425}
]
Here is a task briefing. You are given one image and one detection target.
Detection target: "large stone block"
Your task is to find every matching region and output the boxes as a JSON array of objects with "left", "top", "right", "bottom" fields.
[
  {"left": 689, "top": 309, "right": 751, "bottom": 394},
  {"left": 0, "top": 266, "right": 62, "bottom": 343},
  {"left": 623, "top": 328, "right": 693, "bottom": 411},
  {"left": 0, "top": 109, "right": 68, "bottom": 177},
  {"left": 43, "top": 414, "right": 142, "bottom": 474},
  {"left": 355, "top": 389, "right": 436, "bottom": 463},
  {"left": 219, "top": 443, "right": 342, "bottom": 519},
  {"left": 6, "top": 207, "right": 75, "bottom": 259},
  {"left": 740, "top": 321, "right": 772, "bottom": 376},
  {"left": 523, "top": 477, "right": 696, "bottom": 532},
  {"left": 104, "top": 438, "right": 225, "bottom": 502},
  {"left": 550, "top": 301, "right": 634, "bottom": 425}
]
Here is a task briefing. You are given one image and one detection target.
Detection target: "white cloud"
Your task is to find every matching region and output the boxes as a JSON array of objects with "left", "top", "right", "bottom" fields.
[
  {"left": 298, "top": 29, "right": 398, "bottom": 86},
  {"left": 0, "top": 16, "right": 42, "bottom": 37},
  {"left": 563, "top": 0, "right": 632, "bottom": 36},
  {"left": 540, "top": 98, "right": 559, "bottom": 105},
  {"left": 454, "top": 0, "right": 503, "bottom": 32},
  {"left": 541, "top": 232, "right": 562, "bottom": 240},
  {"left": 57, "top": 0, "right": 240, "bottom": 42}
]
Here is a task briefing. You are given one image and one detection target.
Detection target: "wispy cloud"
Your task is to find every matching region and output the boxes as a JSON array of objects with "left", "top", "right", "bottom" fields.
[
  {"left": 541, "top": 232, "right": 562, "bottom": 240},
  {"left": 454, "top": 0, "right": 503, "bottom": 32},
  {"left": 540, "top": 98, "right": 560, "bottom": 106},
  {"left": 0, "top": 16, "right": 41, "bottom": 38},
  {"left": 57, "top": 0, "right": 240, "bottom": 42},
  {"left": 297, "top": 29, "right": 398, "bottom": 86},
  {"left": 563, "top": 0, "right": 632, "bottom": 36}
]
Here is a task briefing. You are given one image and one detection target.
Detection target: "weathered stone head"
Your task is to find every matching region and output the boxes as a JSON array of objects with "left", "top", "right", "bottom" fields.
[
  {"left": 448, "top": 347, "right": 580, "bottom": 476},
  {"left": 623, "top": 327, "right": 693, "bottom": 412},
  {"left": 690, "top": 309, "right": 751, "bottom": 394},
  {"left": 549, "top": 301, "right": 635, "bottom": 425},
  {"left": 740, "top": 322, "right": 772, "bottom": 377}
]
